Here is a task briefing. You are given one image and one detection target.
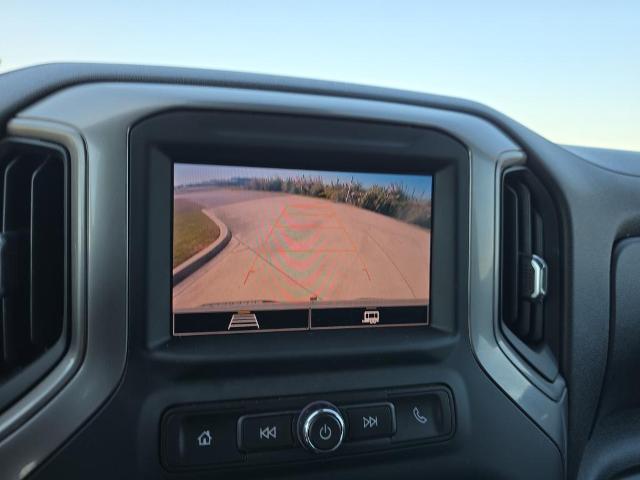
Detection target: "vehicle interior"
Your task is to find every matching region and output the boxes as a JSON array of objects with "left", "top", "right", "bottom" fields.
[{"left": 0, "top": 61, "right": 639, "bottom": 480}]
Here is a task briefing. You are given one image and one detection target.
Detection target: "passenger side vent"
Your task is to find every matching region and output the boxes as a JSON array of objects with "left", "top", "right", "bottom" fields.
[
  {"left": 500, "top": 167, "right": 561, "bottom": 382},
  {"left": 0, "top": 139, "right": 69, "bottom": 412}
]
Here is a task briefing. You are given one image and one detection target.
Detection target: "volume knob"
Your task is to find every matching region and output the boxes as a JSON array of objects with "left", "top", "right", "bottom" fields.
[{"left": 297, "top": 401, "right": 345, "bottom": 453}]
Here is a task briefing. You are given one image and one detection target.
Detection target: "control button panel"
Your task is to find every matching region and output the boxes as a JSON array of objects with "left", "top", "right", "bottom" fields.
[
  {"left": 161, "top": 386, "right": 453, "bottom": 470},
  {"left": 238, "top": 413, "right": 295, "bottom": 452}
]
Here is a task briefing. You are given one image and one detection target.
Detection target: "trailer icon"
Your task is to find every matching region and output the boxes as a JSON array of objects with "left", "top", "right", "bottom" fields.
[{"left": 362, "top": 310, "right": 380, "bottom": 325}]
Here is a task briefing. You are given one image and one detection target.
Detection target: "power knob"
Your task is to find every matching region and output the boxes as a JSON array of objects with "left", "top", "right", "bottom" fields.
[{"left": 297, "top": 401, "right": 345, "bottom": 453}]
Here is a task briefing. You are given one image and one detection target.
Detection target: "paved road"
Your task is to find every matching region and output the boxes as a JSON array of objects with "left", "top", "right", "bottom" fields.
[{"left": 173, "top": 189, "right": 430, "bottom": 310}]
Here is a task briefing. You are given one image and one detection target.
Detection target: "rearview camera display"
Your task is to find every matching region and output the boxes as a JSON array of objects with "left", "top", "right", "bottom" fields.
[{"left": 172, "top": 163, "right": 432, "bottom": 335}]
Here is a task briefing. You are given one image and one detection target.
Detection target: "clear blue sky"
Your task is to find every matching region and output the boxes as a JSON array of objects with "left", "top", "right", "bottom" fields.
[
  {"left": 174, "top": 164, "right": 433, "bottom": 199},
  {"left": 2, "top": 1, "right": 638, "bottom": 151}
]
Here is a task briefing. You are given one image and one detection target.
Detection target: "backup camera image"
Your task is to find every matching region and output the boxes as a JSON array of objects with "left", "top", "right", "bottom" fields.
[{"left": 172, "top": 163, "right": 432, "bottom": 335}]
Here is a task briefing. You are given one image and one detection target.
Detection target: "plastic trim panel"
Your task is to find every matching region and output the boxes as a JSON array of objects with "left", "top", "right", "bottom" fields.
[
  {"left": 0, "top": 121, "right": 89, "bottom": 478},
  {"left": 0, "top": 116, "right": 127, "bottom": 479},
  {"left": 0, "top": 82, "right": 565, "bottom": 476}
]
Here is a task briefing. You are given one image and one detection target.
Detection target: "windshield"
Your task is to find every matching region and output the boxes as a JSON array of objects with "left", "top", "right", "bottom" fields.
[{"left": 2, "top": 1, "right": 638, "bottom": 151}]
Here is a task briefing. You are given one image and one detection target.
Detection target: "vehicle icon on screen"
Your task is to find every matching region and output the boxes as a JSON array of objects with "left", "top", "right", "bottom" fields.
[{"left": 362, "top": 310, "right": 380, "bottom": 325}]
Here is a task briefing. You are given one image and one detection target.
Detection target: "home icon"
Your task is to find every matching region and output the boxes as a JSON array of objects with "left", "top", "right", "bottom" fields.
[{"left": 197, "top": 430, "right": 213, "bottom": 447}]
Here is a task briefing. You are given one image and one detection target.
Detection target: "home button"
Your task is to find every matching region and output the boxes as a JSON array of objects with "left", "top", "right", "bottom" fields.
[{"left": 163, "top": 413, "right": 242, "bottom": 467}]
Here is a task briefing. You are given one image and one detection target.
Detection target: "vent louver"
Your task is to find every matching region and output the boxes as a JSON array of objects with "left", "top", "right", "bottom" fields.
[
  {"left": 500, "top": 167, "right": 561, "bottom": 382},
  {"left": 0, "top": 139, "right": 69, "bottom": 412}
]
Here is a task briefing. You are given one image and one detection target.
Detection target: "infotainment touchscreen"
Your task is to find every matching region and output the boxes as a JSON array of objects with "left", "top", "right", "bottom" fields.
[{"left": 172, "top": 164, "right": 432, "bottom": 335}]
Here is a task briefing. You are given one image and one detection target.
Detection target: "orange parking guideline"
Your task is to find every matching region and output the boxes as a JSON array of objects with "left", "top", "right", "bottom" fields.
[
  {"left": 243, "top": 204, "right": 287, "bottom": 285},
  {"left": 330, "top": 204, "right": 371, "bottom": 281}
]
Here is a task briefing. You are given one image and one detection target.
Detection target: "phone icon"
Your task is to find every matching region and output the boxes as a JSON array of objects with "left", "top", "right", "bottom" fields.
[{"left": 413, "top": 406, "right": 428, "bottom": 425}]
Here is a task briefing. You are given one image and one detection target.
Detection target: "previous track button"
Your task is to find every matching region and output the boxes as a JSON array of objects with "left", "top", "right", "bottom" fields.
[{"left": 238, "top": 413, "right": 295, "bottom": 452}]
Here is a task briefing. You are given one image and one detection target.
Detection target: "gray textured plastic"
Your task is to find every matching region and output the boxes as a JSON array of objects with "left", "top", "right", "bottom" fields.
[
  {"left": 563, "top": 145, "right": 640, "bottom": 177},
  {"left": 0, "top": 82, "right": 566, "bottom": 477},
  {"left": 0, "top": 121, "right": 89, "bottom": 478}
]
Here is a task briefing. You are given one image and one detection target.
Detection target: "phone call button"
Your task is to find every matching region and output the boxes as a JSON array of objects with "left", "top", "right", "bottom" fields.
[{"left": 391, "top": 391, "right": 453, "bottom": 443}]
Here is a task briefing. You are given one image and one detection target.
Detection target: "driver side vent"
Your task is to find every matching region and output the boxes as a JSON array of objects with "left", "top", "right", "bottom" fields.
[
  {"left": 0, "top": 139, "right": 69, "bottom": 412},
  {"left": 500, "top": 167, "right": 561, "bottom": 382}
]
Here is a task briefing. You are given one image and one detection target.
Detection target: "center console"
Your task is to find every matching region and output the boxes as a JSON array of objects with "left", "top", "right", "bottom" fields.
[{"left": 127, "top": 110, "right": 468, "bottom": 473}]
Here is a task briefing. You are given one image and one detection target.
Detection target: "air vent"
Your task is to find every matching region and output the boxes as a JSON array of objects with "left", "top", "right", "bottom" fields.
[
  {"left": 500, "top": 167, "right": 561, "bottom": 381},
  {"left": 0, "top": 139, "right": 69, "bottom": 412}
]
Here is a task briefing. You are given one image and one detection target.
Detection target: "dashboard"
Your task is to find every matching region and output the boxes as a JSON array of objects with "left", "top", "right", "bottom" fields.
[{"left": 0, "top": 64, "right": 639, "bottom": 479}]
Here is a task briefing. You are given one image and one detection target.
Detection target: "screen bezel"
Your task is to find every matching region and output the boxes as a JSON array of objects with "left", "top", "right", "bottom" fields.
[{"left": 129, "top": 109, "right": 469, "bottom": 363}]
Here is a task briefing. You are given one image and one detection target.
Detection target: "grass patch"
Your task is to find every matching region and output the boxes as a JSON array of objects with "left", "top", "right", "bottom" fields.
[{"left": 173, "top": 199, "right": 221, "bottom": 268}]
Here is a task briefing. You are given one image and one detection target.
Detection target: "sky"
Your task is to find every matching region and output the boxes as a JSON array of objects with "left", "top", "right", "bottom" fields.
[
  {"left": 174, "top": 164, "right": 433, "bottom": 199},
  {"left": 2, "top": 1, "right": 638, "bottom": 151}
]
